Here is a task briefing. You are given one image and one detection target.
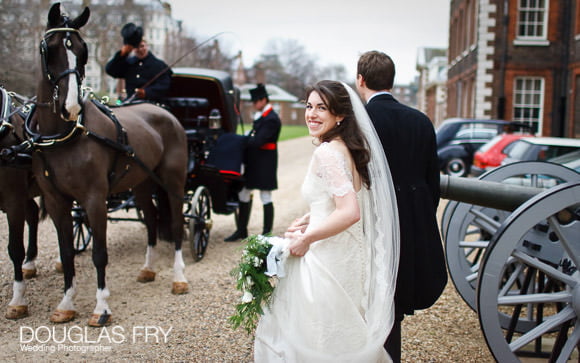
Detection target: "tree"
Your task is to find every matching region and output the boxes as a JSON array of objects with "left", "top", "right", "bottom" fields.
[{"left": 252, "top": 38, "right": 346, "bottom": 98}]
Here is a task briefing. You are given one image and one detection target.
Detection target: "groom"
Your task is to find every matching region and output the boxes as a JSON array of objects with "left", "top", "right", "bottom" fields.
[{"left": 356, "top": 51, "right": 447, "bottom": 362}]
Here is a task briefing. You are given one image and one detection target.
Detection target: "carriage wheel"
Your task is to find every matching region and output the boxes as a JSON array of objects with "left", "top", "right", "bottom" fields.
[
  {"left": 444, "top": 161, "right": 579, "bottom": 317},
  {"left": 477, "top": 182, "right": 580, "bottom": 362},
  {"left": 188, "top": 186, "right": 212, "bottom": 262},
  {"left": 72, "top": 203, "right": 92, "bottom": 254}
]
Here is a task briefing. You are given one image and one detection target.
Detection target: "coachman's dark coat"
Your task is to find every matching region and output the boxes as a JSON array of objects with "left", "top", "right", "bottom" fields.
[
  {"left": 105, "top": 51, "right": 172, "bottom": 102},
  {"left": 366, "top": 94, "right": 447, "bottom": 318},
  {"left": 244, "top": 106, "right": 281, "bottom": 190}
]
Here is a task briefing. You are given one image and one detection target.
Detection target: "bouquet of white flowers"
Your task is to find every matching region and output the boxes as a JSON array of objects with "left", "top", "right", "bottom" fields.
[{"left": 229, "top": 234, "right": 288, "bottom": 334}]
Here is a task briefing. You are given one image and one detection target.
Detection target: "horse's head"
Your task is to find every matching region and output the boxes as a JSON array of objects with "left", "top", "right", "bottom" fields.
[{"left": 40, "top": 2, "right": 90, "bottom": 121}]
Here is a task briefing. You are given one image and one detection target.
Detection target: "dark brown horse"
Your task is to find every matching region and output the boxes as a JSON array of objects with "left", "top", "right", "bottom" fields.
[
  {"left": 0, "top": 87, "right": 40, "bottom": 320},
  {"left": 31, "top": 3, "right": 188, "bottom": 326}
]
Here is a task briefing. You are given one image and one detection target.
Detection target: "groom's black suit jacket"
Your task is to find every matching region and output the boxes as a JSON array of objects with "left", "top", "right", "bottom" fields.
[{"left": 366, "top": 93, "right": 447, "bottom": 318}]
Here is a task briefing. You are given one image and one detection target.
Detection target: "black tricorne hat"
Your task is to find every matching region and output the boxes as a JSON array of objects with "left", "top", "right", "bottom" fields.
[
  {"left": 121, "top": 23, "right": 143, "bottom": 47},
  {"left": 250, "top": 83, "right": 268, "bottom": 102}
]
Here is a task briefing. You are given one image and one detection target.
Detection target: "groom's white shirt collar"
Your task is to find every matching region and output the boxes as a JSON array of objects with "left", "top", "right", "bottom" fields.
[{"left": 367, "top": 91, "right": 391, "bottom": 104}]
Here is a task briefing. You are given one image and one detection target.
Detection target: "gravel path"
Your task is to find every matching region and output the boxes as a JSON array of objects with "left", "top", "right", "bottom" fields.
[{"left": 0, "top": 136, "right": 493, "bottom": 361}]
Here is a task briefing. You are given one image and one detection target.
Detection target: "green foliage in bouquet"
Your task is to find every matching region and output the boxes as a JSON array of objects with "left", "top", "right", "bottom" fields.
[{"left": 229, "top": 235, "right": 275, "bottom": 334}]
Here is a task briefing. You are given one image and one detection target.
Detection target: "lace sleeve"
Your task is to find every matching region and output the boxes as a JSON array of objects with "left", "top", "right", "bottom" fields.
[{"left": 312, "top": 142, "right": 355, "bottom": 197}]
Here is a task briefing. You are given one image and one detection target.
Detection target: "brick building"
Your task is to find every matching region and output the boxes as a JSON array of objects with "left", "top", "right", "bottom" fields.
[
  {"left": 416, "top": 47, "right": 448, "bottom": 126},
  {"left": 448, "top": 0, "right": 580, "bottom": 137}
]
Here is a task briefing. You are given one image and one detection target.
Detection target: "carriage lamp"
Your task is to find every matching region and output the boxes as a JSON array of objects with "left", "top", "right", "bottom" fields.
[{"left": 209, "top": 108, "right": 222, "bottom": 129}]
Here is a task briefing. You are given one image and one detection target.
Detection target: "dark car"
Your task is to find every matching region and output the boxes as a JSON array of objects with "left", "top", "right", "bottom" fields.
[{"left": 436, "top": 118, "right": 530, "bottom": 177}]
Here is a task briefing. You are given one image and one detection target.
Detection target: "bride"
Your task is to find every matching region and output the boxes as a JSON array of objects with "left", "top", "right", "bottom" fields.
[{"left": 254, "top": 81, "right": 399, "bottom": 362}]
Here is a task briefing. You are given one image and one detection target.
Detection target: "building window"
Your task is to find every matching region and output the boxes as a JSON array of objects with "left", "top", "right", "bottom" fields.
[
  {"left": 516, "top": 0, "right": 549, "bottom": 41},
  {"left": 513, "top": 77, "right": 544, "bottom": 134}
]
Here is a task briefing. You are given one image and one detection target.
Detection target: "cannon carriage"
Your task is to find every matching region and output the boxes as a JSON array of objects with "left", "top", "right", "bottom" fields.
[{"left": 440, "top": 161, "right": 580, "bottom": 361}]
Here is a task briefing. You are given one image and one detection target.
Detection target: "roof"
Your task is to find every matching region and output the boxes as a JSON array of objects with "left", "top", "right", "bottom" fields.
[
  {"left": 518, "top": 137, "right": 580, "bottom": 147},
  {"left": 172, "top": 67, "right": 233, "bottom": 84},
  {"left": 239, "top": 84, "right": 298, "bottom": 103},
  {"left": 416, "top": 47, "right": 447, "bottom": 68}
]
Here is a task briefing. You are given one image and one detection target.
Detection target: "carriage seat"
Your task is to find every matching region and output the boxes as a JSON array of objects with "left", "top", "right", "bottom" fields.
[
  {"left": 163, "top": 97, "right": 209, "bottom": 109},
  {"left": 163, "top": 97, "right": 210, "bottom": 129}
]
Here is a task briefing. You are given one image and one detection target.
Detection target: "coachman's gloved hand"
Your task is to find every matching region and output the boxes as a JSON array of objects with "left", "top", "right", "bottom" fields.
[
  {"left": 135, "top": 88, "right": 146, "bottom": 99},
  {"left": 120, "top": 44, "right": 133, "bottom": 57}
]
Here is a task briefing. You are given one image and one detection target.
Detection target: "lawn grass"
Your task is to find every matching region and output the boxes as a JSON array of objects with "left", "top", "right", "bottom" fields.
[{"left": 236, "top": 124, "right": 309, "bottom": 142}]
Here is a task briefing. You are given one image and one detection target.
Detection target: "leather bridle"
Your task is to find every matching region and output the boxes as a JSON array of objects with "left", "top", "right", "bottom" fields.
[{"left": 39, "top": 22, "right": 87, "bottom": 113}]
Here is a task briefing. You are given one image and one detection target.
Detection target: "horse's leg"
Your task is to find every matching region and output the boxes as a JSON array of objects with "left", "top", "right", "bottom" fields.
[
  {"left": 82, "top": 195, "right": 112, "bottom": 327},
  {"left": 5, "top": 206, "right": 29, "bottom": 319},
  {"left": 156, "top": 166, "right": 188, "bottom": 294},
  {"left": 167, "top": 189, "right": 188, "bottom": 295},
  {"left": 133, "top": 184, "right": 158, "bottom": 283},
  {"left": 44, "top": 196, "right": 77, "bottom": 323},
  {"left": 22, "top": 199, "right": 39, "bottom": 279}
]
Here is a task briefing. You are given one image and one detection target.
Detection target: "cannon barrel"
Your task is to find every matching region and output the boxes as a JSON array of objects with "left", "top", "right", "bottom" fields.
[{"left": 439, "top": 175, "right": 543, "bottom": 211}]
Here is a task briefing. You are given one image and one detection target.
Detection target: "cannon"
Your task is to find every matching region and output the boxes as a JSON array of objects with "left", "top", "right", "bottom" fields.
[{"left": 439, "top": 161, "right": 580, "bottom": 362}]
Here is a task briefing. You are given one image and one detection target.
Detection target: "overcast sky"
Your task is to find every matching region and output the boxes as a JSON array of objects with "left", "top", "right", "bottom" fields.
[{"left": 168, "top": 0, "right": 450, "bottom": 85}]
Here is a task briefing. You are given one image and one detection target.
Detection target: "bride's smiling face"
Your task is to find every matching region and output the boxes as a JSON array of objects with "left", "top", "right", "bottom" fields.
[{"left": 305, "top": 91, "right": 344, "bottom": 138}]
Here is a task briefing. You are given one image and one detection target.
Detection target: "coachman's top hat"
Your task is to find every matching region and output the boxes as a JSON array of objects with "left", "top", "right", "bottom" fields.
[
  {"left": 250, "top": 83, "right": 268, "bottom": 102},
  {"left": 121, "top": 23, "right": 143, "bottom": 47}
]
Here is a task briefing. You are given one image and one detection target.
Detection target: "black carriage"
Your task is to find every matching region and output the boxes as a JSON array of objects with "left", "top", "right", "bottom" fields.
[
  {"left": 165, "top": 67, "right": 246, "bottom": 261},
  {"left": 73, "top": 67, "right": 246, "bottom": 261}
]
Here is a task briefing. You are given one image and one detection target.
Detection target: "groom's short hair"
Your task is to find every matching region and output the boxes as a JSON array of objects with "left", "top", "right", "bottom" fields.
[{"left": 357, "top": 51, "right": 395, "bottom": 91}]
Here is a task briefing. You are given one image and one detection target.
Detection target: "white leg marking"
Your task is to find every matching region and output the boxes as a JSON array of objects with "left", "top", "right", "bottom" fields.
[
  {"left": 93, "top": 288, "right": 111, "bottom": 315},
  {"left": 9, "top": 281, "right": 27, "bottom": 306},
  {"left": 64, "top": 44, "right": 81, "bottom": 120},
  {"left": 56, "top": 278, "right": 77, "bottom": 311},
  {"left": 173, "top": 249, "right": 187, "bottom": 283},
  {"left": 143, "top": 245, "right": 156, "bottom": 271},
  {"left": 22, "top": 260, "right": 36, "bottom": 271}
]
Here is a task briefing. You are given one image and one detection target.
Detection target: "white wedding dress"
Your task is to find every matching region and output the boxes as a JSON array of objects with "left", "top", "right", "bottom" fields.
[{"left": 254, "top": 142, "right": 392, "bottom": 363}]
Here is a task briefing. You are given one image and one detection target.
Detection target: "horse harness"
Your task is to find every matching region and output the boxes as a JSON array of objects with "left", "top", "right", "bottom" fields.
[{"left": 12, "top": 98, "right": 176, "bottom": 199}]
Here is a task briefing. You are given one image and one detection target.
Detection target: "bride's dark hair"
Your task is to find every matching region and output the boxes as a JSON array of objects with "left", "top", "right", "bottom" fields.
[{"left": 305, "top": 80, "right": 371, "bottom": 188}]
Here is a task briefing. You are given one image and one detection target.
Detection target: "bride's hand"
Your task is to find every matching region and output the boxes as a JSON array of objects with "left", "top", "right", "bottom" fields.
[
  {"left": 287, "top": 214, "right": 310, "bottom": 234},
  {"left": 285, "top": 230, "right": 310, "bottom": 257}
]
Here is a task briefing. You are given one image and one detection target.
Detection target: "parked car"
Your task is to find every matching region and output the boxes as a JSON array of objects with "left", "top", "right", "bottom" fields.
[
  {"left": 501, "top": 137, "right": 580, "bottom": 166},
  {"left": 548, "top": 149, "right": 580, "bottom": 172},
  {"left": 436, "top": 118, "right": 531, "bottom": 177},
  {"left": 471, "top": 133, "right": 535, "bottom": 176},
  {"left": 501, "top": 149, "right": 580, "bottom": 188}
]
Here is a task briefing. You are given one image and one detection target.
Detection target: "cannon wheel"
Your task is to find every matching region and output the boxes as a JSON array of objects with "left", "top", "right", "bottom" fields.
[
  {"left": 72, "top": 203, "right": 92, "bottom": 254},
  {"left": 445, "top": 161, "right": 580, "bottom": 315},
  {"left": 441, "top": 200, "right": 459, "bottom": 241},
  {"left": 188, "top": 186, "right": 212, "bottom": 262},
  {"left": 477, "top": 182, "right": 580, "bottom": 362}
]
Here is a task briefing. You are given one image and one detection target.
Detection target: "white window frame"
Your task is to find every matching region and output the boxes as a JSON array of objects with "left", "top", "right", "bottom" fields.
[
  {"left": 513, "top": 77, "right": 544, "bottom": 135},
  {"left": 514, "top": 0, "right": 550, "bottom": 46}
]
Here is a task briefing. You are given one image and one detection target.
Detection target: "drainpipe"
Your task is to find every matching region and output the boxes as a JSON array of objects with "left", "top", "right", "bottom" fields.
[
  {"left": 556, "top": 0, "right": 571, "bottom": 137},
  {"left": 497, "top": 0, "right": 509, "bottom": 120}
]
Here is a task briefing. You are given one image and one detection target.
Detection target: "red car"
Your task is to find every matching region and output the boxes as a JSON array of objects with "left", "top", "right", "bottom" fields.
[{"left": 471, "top": 133, "right": 535, "bottom": 176}]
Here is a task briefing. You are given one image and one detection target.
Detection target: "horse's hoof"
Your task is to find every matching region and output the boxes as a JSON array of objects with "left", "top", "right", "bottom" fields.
[
  {"left": 55, "top": 262, "right": 63, "bottom": 273},
  {"left": 171, "top": 281, "right": 189, "bottom": 295},
  {"left": 22, "top": 268, "right": 37, "bottom": 279},
  {"left": 137, "top": 269, "right": 156, "bottom": 283},
  {"left": 6, "top": 305, "right": 28, "bottom": 319},
  {"left": 88, "top": 313, "right": 112, "bottom": 327},
  {"left": 50, "top": 309, "right": 76, "bottom": 323}
]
